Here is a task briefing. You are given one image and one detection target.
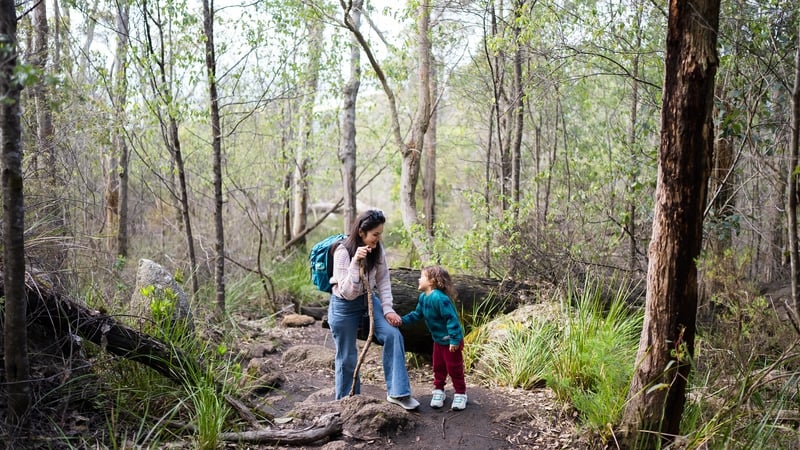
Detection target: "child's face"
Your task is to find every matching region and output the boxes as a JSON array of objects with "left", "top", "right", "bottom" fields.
[{"left": 418, "top": 271, "right": 434, "bottom": 292}]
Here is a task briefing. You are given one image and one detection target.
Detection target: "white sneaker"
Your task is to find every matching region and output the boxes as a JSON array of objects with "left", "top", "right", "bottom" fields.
[
  {"left": 387, "top": 395, "right": 420, "bottom": 410},
  {"left": 430, "top": 389, "right": 445, "bottom": 409},
  {"left": 451, "top": 393, "right": 467, "bottom": 411}
]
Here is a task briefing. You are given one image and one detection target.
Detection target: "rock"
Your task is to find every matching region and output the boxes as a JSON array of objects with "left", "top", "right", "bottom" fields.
[
  {"left": 245, "top": 358, "right": 286, "bottom": 394},
  {"left": 281, "top": 344, "right": 335, "bottom": 370},
  {"left": 130, "top": 258, "right": 194, "bottom": 332},
  {"left": 248, "top": 341, "right": 279, "bottom": 358},
  {"left": 290, "top": 394, "right": 415, "bottom": 440},
  {"left": 281, "top": 313, "right": 316, "bottom": 327}
]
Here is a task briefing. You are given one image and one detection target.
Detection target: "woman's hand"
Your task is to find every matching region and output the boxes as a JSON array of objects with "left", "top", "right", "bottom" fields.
[
  {"left": 354, "top": 245, "right": 372, "bottom": 261},
  {"left": 385, "top": 311, "right": 402, "bottom": 327}
]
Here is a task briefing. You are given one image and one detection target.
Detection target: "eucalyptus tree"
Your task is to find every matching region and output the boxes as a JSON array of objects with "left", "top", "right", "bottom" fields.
[
  {"left": 201, "top": 0, "right": 225, "bottom": 314},
  {"left": 409, "top": 0, "right": 433, "bottom": 240},
  {"left": 422, "top": 54, "right": 437, "bottom": 236},
  {"left": 31, "top": 0, "right": 57, "bottom": 190},
  {"left": 339, "top": 0, "right": 361, "bottom": 231},
  {"left": 790, "top": 17, "right": 800, "bottom": 319},
  {"left": 130, "top": 0, "right": 200, "bottom": 295},
  {"left": 620, "top": 0, "right": 720, "bottom": 446},
  {"left": 509, "top": 0, "right": 525, "bottom": 222},
  {"left": 112, "top": 0, "right": 131, "bottom": 259},
  {"left": 1, "top": 0, "right": 30, "bottom": 428},
  {"left": 339, "top": 0, "right": 435, "bottom": 263},
  {"left": 703, "top": 0, "right": 798, "bottom": 286},
  {"left": 292, "top": 9, "right": 325, "bottom": 245}
]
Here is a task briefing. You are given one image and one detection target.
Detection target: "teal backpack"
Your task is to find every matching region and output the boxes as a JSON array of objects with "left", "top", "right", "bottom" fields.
[{"left": 310, "top": 234, "right": 347, "bottom": 293}]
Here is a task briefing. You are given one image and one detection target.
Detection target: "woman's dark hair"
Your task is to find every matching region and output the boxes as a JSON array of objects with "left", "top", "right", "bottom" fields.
[{"left": 342, "top": 209, "right": 386, "bottom": 272}]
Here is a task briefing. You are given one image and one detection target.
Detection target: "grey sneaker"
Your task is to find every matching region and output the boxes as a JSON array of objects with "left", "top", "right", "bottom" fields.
[
  {"left": 430, "top": 389, "right": 445, "bottom": 409},
  {"left": 387, "top": 395, "right": 420, "bottom": 410},
  {"left": 451, "top": 393, "right": 467, "bottom": 411}
]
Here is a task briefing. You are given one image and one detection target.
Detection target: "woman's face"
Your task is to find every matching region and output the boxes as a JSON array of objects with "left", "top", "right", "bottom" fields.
[{"left": 359, "top": 223, "right": 384, "bottom": 249}]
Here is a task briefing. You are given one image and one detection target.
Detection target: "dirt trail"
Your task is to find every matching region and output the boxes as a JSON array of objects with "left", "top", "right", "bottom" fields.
[{"left": 247, "top": 316, "right": 597, "bottom": 450}]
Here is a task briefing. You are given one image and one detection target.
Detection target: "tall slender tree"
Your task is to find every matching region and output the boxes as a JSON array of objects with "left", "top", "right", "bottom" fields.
[
  {"left": 109, "top": 0, "right": 131, "bottom": 259},
  {"left": 340, "top": 0, "right": 434, "bottom": 262},
  {"left": 509, "top": 0, "right": 525, "bottom": 222},
  {"left": 1, "top": 0, "right": 30, "bottom": 428},
  {"left": 292, "top": 13, "right": 323, "bottom": 243},
  {"left": 112, "top": 1, "right": 130, "bottom": 258},
  {"left": 789, "top": 15, "right": 800, "bottom": 317},
  {"left": 138, "top": 0, "right": 199, "bottom": 295},
  {"left": 202, "top": 0, "right": 225, "bottom": 314},
  {"left": 620, "top": 0, "right": 720, "bottom": 447},
  {"left": 339, "top": 0, "right": 361, "bottom": 232},
  {"left": 422, "top": 58, "right": 437, "bottom": 237}
]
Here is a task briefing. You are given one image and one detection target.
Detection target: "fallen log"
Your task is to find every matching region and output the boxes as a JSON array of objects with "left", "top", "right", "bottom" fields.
[
  {"left": 218, "top": 412, "right": 342, "bottom": 445},
  {"left": 14, "top": 274, "right": 197, "bottom": 385},
  {"left": 309, "top": 268, "right": 536, "bottom": 355}
]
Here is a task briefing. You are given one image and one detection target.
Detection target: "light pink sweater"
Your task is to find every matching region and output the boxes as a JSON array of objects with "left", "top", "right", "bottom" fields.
[{"left": 331, "top": 245, "right": 396, "bottom": 316}]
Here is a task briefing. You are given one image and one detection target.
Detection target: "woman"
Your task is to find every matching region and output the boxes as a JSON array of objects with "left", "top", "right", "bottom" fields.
[{"left": 327, "top": 209, "right": 419, "bottom": 410}]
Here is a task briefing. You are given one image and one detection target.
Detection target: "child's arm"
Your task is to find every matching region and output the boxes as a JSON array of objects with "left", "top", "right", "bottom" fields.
[{"left": 400, "top": 294, "right": 425, "bottom": 325}]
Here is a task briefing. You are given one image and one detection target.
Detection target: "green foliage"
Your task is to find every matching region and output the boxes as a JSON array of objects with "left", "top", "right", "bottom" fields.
[
  {"left": 547, "top": 278, "right": 642, "bottom": 434},
  {"left": 179, "top": 343, "right": 238, "bottom": 450},
  {"left": 85, "top": 289, "right": 243, "bottom": 448},
  {"left": 467, "top": 276, "right": 641, "bottom": 437},
  {"left": 679, "top": 346, "right": 800, "bottom": 449},
  {"left": 465, "top": 276, "right": 641, "bottom": 437},
  {"left": 271, "top": 253, "right": 319, "bottom": 301},
  {"left": 475, "top": 318, "right": 557, "bottom": 389},
  {"left": 139, "top": 285, "right": 192, "bottom": 345}
]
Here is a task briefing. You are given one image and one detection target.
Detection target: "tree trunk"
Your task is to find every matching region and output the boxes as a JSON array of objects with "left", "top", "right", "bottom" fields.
[
  {"left": 112, "top": 1, "right": 130, "bottom": 259},
  {"left": 398, "top": 0, "right": 432, "bottom": 262},
  {"left": 620, "top": 0, "right": 720, "bottom": 447},
  {"left": 33, "top": 0, "right": 65, "bottom": 271},
  {"left": 202, "top": 0, "right": 225, "bottom": 315},
  {"left": 340, "top": 0, "right": 433, "bottom": 262},
  {"left": 293, "top": 16, "right": 323, "bottom": 243},
  {"left": 422, "top": 58, "right": 437, "bottom": 237},
  {"left": 790, "top": 15, "right": 800, "bottom": 319},
  {"left": 510, "top": 0, "right": 525, "bottom": 222},
  {"left": 0, "top": 0, "right": 30, "bottom": 426},
  {"left": 170, "top": 118, "right": 199, "bottom": 297},
  {"left": 77, "top": 0, "right": 98, "bottom": 83},
  {"left": 339, "top": 0, "right": 361, "bottom": 232},
  {"left": 626, "top": 0, "right": 643, "bottom": 272}
]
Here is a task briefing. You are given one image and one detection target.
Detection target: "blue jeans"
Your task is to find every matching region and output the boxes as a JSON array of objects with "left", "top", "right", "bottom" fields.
[{"left": 328, "top": 293, "right": 412, "bottom": 400}]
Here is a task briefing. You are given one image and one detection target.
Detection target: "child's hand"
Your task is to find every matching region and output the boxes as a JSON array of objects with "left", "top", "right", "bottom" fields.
[{"left": 449, "top": 344, "right": 458, "bottom": 352}]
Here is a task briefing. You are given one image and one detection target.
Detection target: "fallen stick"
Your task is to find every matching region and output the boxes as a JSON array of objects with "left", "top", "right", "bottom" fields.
[{"left": 218, "top": 412, "right": 343, "bottom": 445}]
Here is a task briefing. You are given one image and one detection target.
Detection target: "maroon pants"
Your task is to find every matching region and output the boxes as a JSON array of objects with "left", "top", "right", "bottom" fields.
[{"left": 432, "top": 341, "right": 466, "bottom": 394}]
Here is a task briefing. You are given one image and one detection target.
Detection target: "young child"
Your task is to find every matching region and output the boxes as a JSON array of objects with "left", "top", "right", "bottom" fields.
[{"left": 401, "top": 265, "right": 467, "bottom": 411}]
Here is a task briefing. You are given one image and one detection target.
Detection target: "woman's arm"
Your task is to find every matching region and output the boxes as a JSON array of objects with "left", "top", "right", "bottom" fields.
[
  {"left": 331, "top": 246, "right": 363, "bottom": 300},
  {"left": 373, "top": 248, "right": 396, "bottom": 315}
]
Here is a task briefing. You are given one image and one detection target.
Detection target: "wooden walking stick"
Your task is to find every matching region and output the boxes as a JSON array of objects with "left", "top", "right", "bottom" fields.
[{"left": 349, "top": 262, "right": 374, "bottom": 397}]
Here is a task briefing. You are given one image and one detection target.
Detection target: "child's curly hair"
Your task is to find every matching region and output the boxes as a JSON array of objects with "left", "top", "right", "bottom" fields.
[{"left": 422, "top": 265, "right": 457, "bottom": 300}]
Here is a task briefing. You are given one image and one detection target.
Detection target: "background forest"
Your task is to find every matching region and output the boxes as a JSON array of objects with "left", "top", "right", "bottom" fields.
[{"left": 2, "top": 0, "right": 800, "bottom": 448}]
